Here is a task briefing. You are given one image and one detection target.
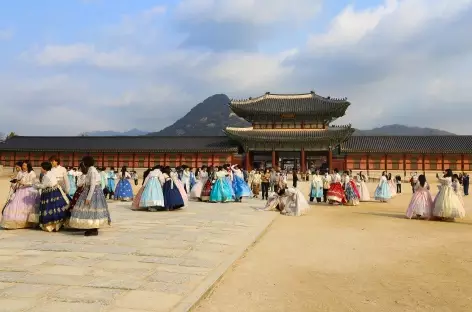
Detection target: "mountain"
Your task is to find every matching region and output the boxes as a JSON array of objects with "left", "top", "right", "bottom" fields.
[
  {"left": 147, "top": 94, "right": 250, "bottom": 136},
  {"left": 83, "top": 128, "right": 149, "bottom": 136},
  {"left": 353, "top": 124, "right": 456, "bottom": 136}
]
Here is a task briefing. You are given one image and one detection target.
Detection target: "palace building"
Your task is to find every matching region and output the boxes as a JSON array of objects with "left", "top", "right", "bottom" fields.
[{"left": 2, "top": 92, "right": 472, "bottom": 173}]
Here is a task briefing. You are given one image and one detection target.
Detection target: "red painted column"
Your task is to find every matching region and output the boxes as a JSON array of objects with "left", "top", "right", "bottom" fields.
[
  {"left": 195, "top": 152, "right": 199, "bottom": 168},
  {"left": 461, "top": 154, "right": 465, "bottom": 171},
  {"left": 422, "top": 154, "right": 426, "bottom": 174},
  {"left": 148, "top": 153, "right": 151, "bottom": 168},
  {"left": 301, "top": 148, "right": 306, "bottom": 172},
  {"left": 132, "top": 153, "right": 136, "bottom": 170},
  {"left": 328, "top": 149, "right": 333, "bottom": 171},
  {"left": 344, "top": 154, "right": 348, "bottom": 171},
  {"left": 211, "top": 154, "right": 215, "bottom": 166},
  {"left": 245, "top": 151, "right": 251, "bottom": 171},
  {"left": 272, "top": 150, "right": 276, "bottom": 168},
  {"left": 366, "top": 153, "right": 370, "bottom": 175},
  {"left": 441, "top": 154, "right": 445, "bottom": 171},
  {"left": 384, "top": 154, "right": 388, "bottom": 172}
]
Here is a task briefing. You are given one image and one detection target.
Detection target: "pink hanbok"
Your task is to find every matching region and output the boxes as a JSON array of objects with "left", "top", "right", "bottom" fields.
[{"left": 406, "top": 183, "right": 433, "bottom": 219}]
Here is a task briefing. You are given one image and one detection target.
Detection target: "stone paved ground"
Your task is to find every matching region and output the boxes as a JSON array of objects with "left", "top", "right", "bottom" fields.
[{"left": 0, "top": 199, "right": 277, "bottom": 312}]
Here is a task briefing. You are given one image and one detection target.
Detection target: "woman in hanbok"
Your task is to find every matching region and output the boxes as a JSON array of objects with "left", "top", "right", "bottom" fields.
[
  {"left": 231, "top": 164, "right": 251, "bottom": 202},
  {"left": 181, "top": 166, "right": 191, "bottom": 193},
  {"left": 433, "top": 170, "right": 465, "bottom": 220},
  {"left": 69, "top": 164, "right": 87, "bottom": 210},
  {"left": 374, "top": 171, "right": 392, "bottom": 202},
  {"left": 49, "top": 155, "right": 70, "bottom": 196},
  {"left": 357, "top": 171, "right": 370, "bottom": 201},
  {"left": 190, "top": 166, "right": 208, "bottom": 200},
  {"left": 343, "top": 171, "right": 360, "bottom": 206},
  {"left": 161, "top": 166, "right": 185, "bottom": 210},
  {"left": 387, "top": 173, "right": 397, "bottom": 197},
  {"left": 67, "top": 167, "right": 77, "bottom": 197},
  {"left": 263, "top": 187, "right": 310, "bottom": 216},
  {"left": 114, "top": 166, "right": 134, "bottom": 201},
  {"left": 452, "top": 174, "right": 465, "bottom": 207},
  {"left": 1, "top": 161, "right": 40, "bottom": 229},
  {"left": 327, "top": 169, "right": 345, "bottom": 205},
  {"left": 106, "top": 167, "right": 116, "bottom": 199},
  {"left": 140, "top": 165, "right": 165, "bottom": 211},
  {"left": 210, "top": 166, "right": 234, "bottom": 203},
  {"left": 99, "top": 167, "right": 107, "bottom": 193},
  {"left": 224, "top": 164, "right": 236, "bottom": 199},
  {"left": 201, "top": 167, "right": 214, "bottom": 202},
  {"left": 251, "top": 170, "right": 262, "bottom": 198},
  {"left": 131, "top": 168, "right": 151, "bottom": 210},
  {"left": 190, "top": 168, "right": 197, "bottom": 190},
  {"left": 322, "top": 172, "right": 331, "bottom": 203},
  {"left": 69, "top": 156, "right": 111, "bottom": 236},
  {"left": 309, "top": 169, "right": 323, "bottom": 203},
  {"left": 34, "top": 161, "right": 70, "bottom": 232},
  {"left": 171, "top": 169, "right": 188, "bottom": 206},
  {"left": 406, "top": 174, "right": 433, "bottom": 219}
]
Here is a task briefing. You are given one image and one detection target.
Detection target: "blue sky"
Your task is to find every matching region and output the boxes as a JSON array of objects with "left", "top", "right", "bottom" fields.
[{"left": 1, "top": 0, "right": 471, "bottom": 135}]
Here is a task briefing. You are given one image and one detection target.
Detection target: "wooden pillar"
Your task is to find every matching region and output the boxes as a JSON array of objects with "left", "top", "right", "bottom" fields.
[
  {"left": 271, "top": 149, "right": 276, "bottom": 168},
  {"left": 72, "top": 152, "right": 75, "bottom": 168},
  {"left": 101, "top": 152, "right": 105, "bottom": 168},
  {"left": 195, "top": 152, "right": 199, "bottom": 169},
  {"left": 384, "top": 154, "right": 388, "bottom": 172},
  {"left": 441, "top": 154, "right": 445, "bottom": 171},
  {"left": 13, "top": 152, "right": 17, "bottom": 166},
  {"left": 245, "top": 151, "right": 251, "bottom": 171},
  {"left": 366, "top": 153, "right": 370, "bottom": 175},
  {"left": 328, "top": 149, "right": 333, "bottom": 171},
  {"left": 211, "top": 154, "right": 215, "bottom": 166},
  {"left": 230, "top": 153, "right": 233, "bottom": 165},
  {"left": 163, "top": 153, "right": 167, "bottom": 166},
  {"left": 461, "top": 154, "right": 465, "bottom": 171},
  {"left": 117, "top": 152, "right": 120, "bottom": 169},
  {"left": 422, "top": 154, "right": 426, "bottom": 174},
  {"left": 300, "top": 148, "right": 305, "bottom": 172},
  {"left": 147, "top": 153, "right": 151, "bottom": 168},
  {"left": 179, "top": 153, "right": 183, "bottom": 167},
  {"left": 344, "top": 154, "right": 348, "bottom": 171},
  {"left": 403, "top": 153, "right": 407, "bottom": 176},
  {"left": 132, "top": 153, "right": 136, "bottom": 170}
]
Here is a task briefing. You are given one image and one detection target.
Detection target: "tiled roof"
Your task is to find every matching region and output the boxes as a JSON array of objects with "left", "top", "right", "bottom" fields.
[
  {"left": 342, "top": 136, "right": 472, "bottom": 153},
  {"left": 224, "top": 126, "right": 354, "bottom": 143},
  {"left": 0, "top": 136, "right": 239, "bottom": 153},
  {"left": 229, "top": 92, "right": 350, "bottom": 121}
]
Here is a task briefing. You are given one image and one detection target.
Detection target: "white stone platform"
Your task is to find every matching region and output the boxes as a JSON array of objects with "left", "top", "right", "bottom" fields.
[{"left": 0, "top": 199, "right": 277, "bottom": 312}]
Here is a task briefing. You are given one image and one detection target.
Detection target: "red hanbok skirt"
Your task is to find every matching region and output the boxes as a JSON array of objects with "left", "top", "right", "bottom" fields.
[
  {"left": 327, "top": 182, "right": 346, "bottom": 204},
  {"left": 201, "top": 179, "right": 212, "bottom": 202},
  {"left": 69, "top": 186, "right": 84, "bottom": 210}
]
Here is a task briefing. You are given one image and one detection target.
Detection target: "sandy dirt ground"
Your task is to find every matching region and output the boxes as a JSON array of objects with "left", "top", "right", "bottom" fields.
[{"left": 194, "top": 181, "right": 472, "bottom": 312}]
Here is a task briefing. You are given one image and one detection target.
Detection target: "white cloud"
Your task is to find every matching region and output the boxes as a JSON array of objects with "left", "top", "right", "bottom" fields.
[
  {"left": 24, "top": 44, "right": 145, "bottom": 69},
  {"left": 176, "top": 0, "right": 321, "bottom": 24}
]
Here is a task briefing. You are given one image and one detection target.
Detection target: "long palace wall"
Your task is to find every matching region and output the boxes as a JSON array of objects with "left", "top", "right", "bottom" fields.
[
  {"left": 343, "top": 153, "right": 469, "bottom": 172},
  {"left": 0, "top": 151, "right": 243, "bottom": 169},
  {"left": 1, "top": 150, "right": 468, "bottom": 173}
]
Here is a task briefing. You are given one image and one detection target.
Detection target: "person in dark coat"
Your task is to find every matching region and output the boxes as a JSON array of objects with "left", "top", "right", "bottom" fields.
[{"left": 463, "top": 174, "right": 469, "bottom": 195}]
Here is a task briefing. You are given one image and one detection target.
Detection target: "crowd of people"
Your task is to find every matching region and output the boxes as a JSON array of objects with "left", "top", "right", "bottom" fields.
[
  {"left": 2, "top": 157, "right": 468, "bottom": 235},
  {"left": 1, "top": 156, "right": 111, "bottom": 235}
]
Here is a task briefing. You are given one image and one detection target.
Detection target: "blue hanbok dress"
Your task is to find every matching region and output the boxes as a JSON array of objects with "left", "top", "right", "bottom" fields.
[
  {"left": 140, "top": 170, "right": 165, "bottom": 208},
  {"left": 162, "top": 174, "right": 185, "bottom": 210},
  {"left": 374, "top": 176, "right": 392, "bottom": 202},
  {"left": 309, "top": 175, "right": 323, "bottom": 202},
  {"left": 210, "top": 171, "right": 235, "bottom": 203},
  {"left": 114, "top": 173, "right": 134, "bottom": 201},
  {"left": 34, "top": 171, "right": 70, "bottom": 232},
  {"left": 106, "top": 171, "right": 116, "bottom": 195},
  {"left": 190, "top": 172, "right": 196, "bottom": 190},
  {"left": 232, "top": 171, "right": 251, "bottom": 199},
  {"left": 67, "top": 172, "right": 77, "bottom": 197}
]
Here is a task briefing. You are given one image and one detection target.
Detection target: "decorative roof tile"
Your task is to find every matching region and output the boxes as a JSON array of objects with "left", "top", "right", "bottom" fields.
[
  {"left": 229, "top": 92, "right": 350, "bottom": 122},
  {"left": 0, "top": 136, "right": 238, "bottom": 153},
  {"left": 342, "top": 136, "right": 472, "bottom": 153},
  {"left": 224, "top": 126, "right": 354, "bottom": 143}
]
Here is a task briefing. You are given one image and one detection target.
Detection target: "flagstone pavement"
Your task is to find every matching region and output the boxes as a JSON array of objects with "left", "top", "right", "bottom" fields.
[{"left": 0, "top": 199, "right": 277, "bottom": 312}]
